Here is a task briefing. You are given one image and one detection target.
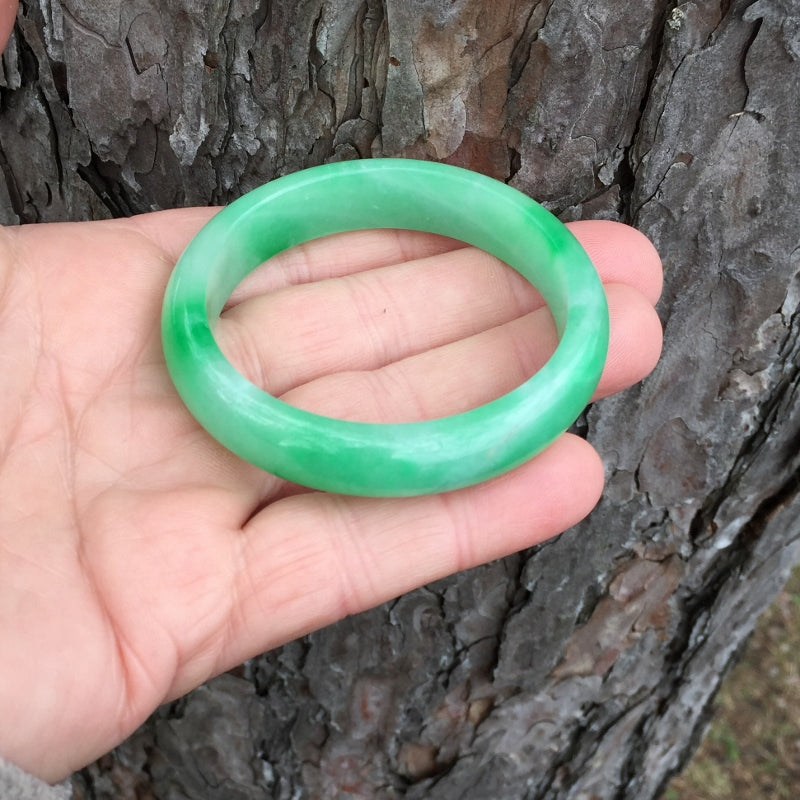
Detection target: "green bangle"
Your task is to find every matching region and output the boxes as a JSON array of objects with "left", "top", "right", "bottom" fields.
[{"left": 162, "top": 159, "right": 609, "bottom": 497}]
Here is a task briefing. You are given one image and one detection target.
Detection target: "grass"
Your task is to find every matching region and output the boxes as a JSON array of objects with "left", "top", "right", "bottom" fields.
[{"left": 664, "top": 566, "right": 800, "bottom": 798}]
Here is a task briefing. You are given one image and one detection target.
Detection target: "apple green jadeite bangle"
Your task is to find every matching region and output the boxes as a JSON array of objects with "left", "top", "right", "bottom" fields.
[{"left": 161, "top": 159, "right": 609, "bottom": 497}]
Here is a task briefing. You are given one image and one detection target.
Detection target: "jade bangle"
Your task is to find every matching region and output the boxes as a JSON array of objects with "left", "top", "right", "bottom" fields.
[{"left": 161, "top": 159, "right": 609, "bottom": 497}]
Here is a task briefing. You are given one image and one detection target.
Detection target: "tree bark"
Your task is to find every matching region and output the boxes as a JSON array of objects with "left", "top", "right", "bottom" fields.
[{"left": 3, "top": 1, "right": 799, "bottom": 798}]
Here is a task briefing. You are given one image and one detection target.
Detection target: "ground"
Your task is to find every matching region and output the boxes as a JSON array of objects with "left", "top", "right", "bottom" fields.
[{"left": 666, "top": 566, "right": 800, "bottom": 798}]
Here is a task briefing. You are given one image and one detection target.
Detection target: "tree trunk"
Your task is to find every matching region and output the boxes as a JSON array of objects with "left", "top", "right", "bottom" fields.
[{"left": 3, "top": 1, "right": 799, "bottom": 797}]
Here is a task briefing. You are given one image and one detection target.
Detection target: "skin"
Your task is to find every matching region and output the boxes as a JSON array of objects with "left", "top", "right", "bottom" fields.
[
  {"left": 0, "top": 2, "right": 663, "bottom": 785},
  {"left": 0, "top": 0, "right": 13, "bottom": 53}
]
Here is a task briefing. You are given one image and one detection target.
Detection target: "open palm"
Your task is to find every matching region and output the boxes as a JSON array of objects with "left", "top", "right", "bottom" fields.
[{"left": 0, "top": 210, "right": 662, "bottom": 781}]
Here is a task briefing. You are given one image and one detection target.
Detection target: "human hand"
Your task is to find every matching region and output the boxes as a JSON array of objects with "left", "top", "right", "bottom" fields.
[{"left": 0, "top": 211, "right": 662, "bottom": 781}]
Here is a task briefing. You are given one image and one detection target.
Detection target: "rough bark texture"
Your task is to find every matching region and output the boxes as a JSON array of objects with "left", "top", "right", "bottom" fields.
[{"left": 2, "top": 1, "right": 800, "bottom": 798}]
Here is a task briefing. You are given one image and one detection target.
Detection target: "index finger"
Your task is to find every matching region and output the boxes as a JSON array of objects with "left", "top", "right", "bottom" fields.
[{"left": 222, "top": 219, "right": 662, "bottom": 308}]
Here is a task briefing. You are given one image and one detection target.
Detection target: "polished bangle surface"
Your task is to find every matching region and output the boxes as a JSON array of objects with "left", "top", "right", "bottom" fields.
[{"left": 161, "top": 159, "right": 609, "bottom": 497}]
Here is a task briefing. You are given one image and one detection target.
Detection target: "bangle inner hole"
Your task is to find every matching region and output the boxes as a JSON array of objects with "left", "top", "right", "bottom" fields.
[{"left": 214, "top": 229, "right": 557, "bottom": 425}]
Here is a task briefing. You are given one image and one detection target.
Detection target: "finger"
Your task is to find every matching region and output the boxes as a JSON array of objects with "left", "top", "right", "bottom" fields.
[
  {"left": 278, "top": 282, "right": 661, "bottom": 422},
  {"left": 218, "top": 280, "right": 660, "bottom": 505},
  {"left": 224, "top": 220, "right": 662, "bottom": 306},
  {"left": 568, "top": 220, "right": 663, "bottom": 305},
  {"left": 600, "top": 282, "right": 663, "bottom": 397},
  {"left": 0, "top": 1, "right": 16, "bottom": 54},
  {"left": 216, "top": 222, "right": 662, "bottom": 396},
  {"left": 209, "top": 433, "right": 603, "bottom": 675},
  {"left": 226, "top": 228, "right": 467, "bottom": 305}
]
